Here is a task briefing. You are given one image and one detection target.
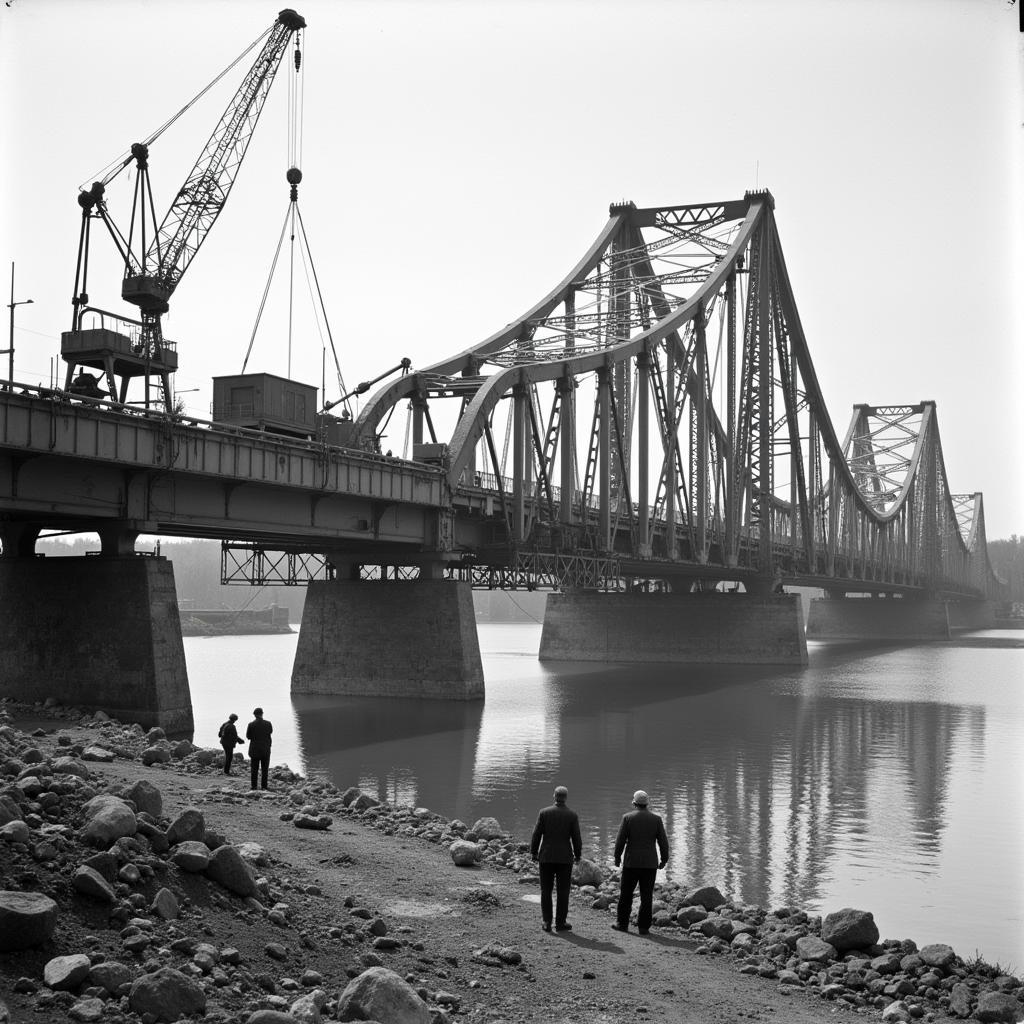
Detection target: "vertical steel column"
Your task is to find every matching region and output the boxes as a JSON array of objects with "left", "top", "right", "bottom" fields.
[
  {"left": 808, "top": 410, "right": 817, "bottom": 568},
  {"left": 664, "top": 340, "right": 677, "bottom": 559},
  {"left": 558, "top": 374, "right": 575, "bottom": 527},
  {"left": 513, "top": 383, "right": 527, "bottom": 544},
  {"left": 598, "top": 366, "right": 611, "bottom": 551},
  {"left": 412, "top": 392, "right": 426, "bottom": 447},
  {"left": 757, "top": 222, "right": 773, "bottom": 573},
  {"left": 695, "top": 302, "right": 708, "bottom": 563},
  {"left": 725, "top": 270, "right": 737, "bottom": 565},
  {"left": 637, "top": 349, "right": 650, "bottom": 555},
  {"left": 609, "top": 228, "right": 630, "bottom": 508}
]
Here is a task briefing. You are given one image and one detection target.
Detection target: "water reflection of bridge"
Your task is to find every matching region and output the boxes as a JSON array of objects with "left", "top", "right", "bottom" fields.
[{"left": 295, "top": 649, "right": 984, "bottom": 910}]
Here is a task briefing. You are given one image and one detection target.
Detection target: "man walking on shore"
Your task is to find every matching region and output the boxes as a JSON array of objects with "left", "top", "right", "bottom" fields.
[
  {"left": 245, "top": 707, "right": 273, "bottom": 790},
  {"left": 612, "top": 789, "right": 668, "bottom": 935},
  {"left": 530, "top": 785, "right": 582, "bottom": 933}
]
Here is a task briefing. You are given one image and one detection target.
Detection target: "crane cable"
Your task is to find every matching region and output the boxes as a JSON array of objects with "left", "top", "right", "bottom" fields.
[
  {"left": 239, "top": 26, "right": 353, "bottom": 418},
  {"left": 81, "top": 27, "right": 273, "bottom": 191}
]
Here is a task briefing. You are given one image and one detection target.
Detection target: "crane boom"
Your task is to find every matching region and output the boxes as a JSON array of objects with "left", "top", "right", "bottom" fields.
[{"left": 121, "top": 8, "right": 305, "bottom": 313}]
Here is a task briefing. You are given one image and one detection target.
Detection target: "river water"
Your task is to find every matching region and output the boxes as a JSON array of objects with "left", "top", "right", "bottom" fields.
[{"left": 184, "top": 624, "right": 1024, "bottom": 967}]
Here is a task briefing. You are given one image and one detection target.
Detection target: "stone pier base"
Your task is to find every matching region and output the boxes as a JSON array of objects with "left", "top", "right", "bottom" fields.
[
  {"left": 0, "top": 556, "right": 193, "bottom": 731},
  {"left": 945, "top": 600, "right": 997, "bottom": 633},
  {"left": 291, "top": 579, "right": 484, "bottom": 699},
  {"left": 539, "top": 592, "right": 808, "bottom": 665},
  {"left": 807, "top": 596, "right": 952, "bottom": 640}
]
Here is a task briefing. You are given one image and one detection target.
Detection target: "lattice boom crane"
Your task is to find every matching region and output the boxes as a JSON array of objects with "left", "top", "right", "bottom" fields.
[{"left": 65, "top": 8, "right": 305, "bottom": 410}]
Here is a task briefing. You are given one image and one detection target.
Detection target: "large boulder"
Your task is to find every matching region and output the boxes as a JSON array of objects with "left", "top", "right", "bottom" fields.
[
  {"left": 294, "top": 812, "right": 332, "bottom": 830},
  {"left": 0, "top": 890, "right": 58, "bottom": 950},
  {"left": 205, "top": 844, "right": 259, "bottom": 896},
  {"left": 821, "top": 908, "right": 879, "bottom": 952},
  {"left": 337, "top": 966, "right": 430, "bottom": 1024},
  {"left": 0, "top": 820, "right": 30, "bottom": 844},
  {"left": 165, "top": 808, "right": 205, "bottom": 846},
  {"left": 676, "top": 905, "right": 708, "bottom": 926},
  {"left": 974, "top": 991, "right": 1019, "bottom": 1023},
  {"left": 949, "top": 982, "right": 973, "bottom": 1018},
  {"left": 238, "top": 842, "right": 269, "bottom": 867},
  {"left": 72, "top": 865, "right": 117, "bottom": 903},
  {"left": 289, "top": 987, "right": 328, "bottom": 1023},
  {"left": 683, "top": 885, "right": 726, "bottom": 910},
  {"left": 918, "top": 942, "right": 957, "bottom": 969},
  {"left": 151, "top": 888, "right": 179, "bottom": 920},
  {"left": 128, "top": 967, "right": 206, "bottom": 1022},
  {"left": 88, "top": 961, "right": 133, "bottom": 995},
  {"left": 68, "top": 996, "right": 105, "bottom": 1022},
  {"left": 44, "top": 954, "right": 92, "bottom": 991},
  {"left": 795, "top": 935, "right": 838, "bottom": 963},
  {"left": 470, "top": 817, "right": 503, "bottom": 840},
  {"left": 81, "top": 795, "right": 137, "bottom": 846},
  {"left": 698, "top": 916, "right": 735, "bottom": 940},
  {"left": 141, "top": 746, "right": 170, "bottom": 766},
  {"left": 121, "top": 780, "right": 162, "bottom": 818},
  {"left": 0, "top": 794, "right": 22, "bottom": 826},
  {"left": 81, "top": 747, "right": 114, "bottom": 763},
  {"left": 52, "top": 756, "right": 90, "bottom": 779},
  {"left": 572, "top": 858, "right": 604, "bottom": 887},
  {"left": 449, "top": 840, "right": 481, "bottom": 867},
  {"left": 170, "top": 841, "right": 210, "bottom": 872}
]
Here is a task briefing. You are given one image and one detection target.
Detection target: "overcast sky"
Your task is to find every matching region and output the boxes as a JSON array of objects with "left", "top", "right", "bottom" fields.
[{"left": 1, "top": 0, "right": 1021, "bottom": 538}]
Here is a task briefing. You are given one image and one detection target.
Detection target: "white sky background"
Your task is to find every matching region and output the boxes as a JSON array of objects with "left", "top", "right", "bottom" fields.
[{"left": 1, "top": 0, "right": 1021, "bottom": 538}]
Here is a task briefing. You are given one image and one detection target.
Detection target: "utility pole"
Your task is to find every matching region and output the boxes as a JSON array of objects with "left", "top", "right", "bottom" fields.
[{"left": 4, "top": 262, "right": 33, "bottom": 387}]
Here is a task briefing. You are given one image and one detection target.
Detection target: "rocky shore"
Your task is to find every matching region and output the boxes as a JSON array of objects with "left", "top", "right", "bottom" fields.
[{"left": 0, "top": 698, "right": 1021, "bottom": 1024}]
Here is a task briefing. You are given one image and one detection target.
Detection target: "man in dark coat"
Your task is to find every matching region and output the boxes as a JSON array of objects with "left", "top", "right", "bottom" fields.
[
  {"left": 245, "top": 707, "right": 273, "bottom": 790},
  {"left": 530, "top": 785, "right": 582, "bottom": 932},
  {"left": 218, "top": 713, "right": 242, "bottom": 775},
  {"left": 612, "top": 789, "right": 669, "bottom": 935}
]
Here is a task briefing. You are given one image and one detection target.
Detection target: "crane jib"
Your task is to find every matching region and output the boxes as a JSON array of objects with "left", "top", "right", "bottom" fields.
[{"left": 119, "top": 10, "right": 305, "bottom": 313}]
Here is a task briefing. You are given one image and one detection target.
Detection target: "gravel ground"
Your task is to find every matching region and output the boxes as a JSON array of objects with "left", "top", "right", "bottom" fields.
[{"left": 0, "top": 714, "right": 973, "bottom": 1024}]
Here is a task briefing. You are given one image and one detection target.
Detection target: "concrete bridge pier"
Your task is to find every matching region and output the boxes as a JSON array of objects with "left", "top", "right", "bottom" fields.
[
  {"left": 291, "top": 576, "right": 484, "bottom": 699},
  {"left": 0, "top": 543, "right": 193, "bottom": 731},
  {"left": 539, "top": 590, "right": 808, "bottom": 665},
  {"left": 946, "top": 599, "right": 998, "bottom": 632},
  {"left": 806, "top": 593, "right": 969, "bottom": 640}
]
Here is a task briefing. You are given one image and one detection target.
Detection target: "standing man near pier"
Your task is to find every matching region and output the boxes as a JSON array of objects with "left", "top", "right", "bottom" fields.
[
  {"left": 612, "top": 790, "right": 669, "bottom": 935},
  {"left": 530, "top": 785, "right": 582, "bottom": 933},
  {"left": 246, "top": 707, "right": 273, "bottom": 790}
]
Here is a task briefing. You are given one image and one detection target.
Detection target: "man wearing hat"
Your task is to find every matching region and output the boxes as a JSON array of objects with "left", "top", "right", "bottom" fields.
[
  {"left": 530, "top": 785, "right": 583, "bottom": 932},
  {"left": 612, "top": 790, "right": 669, "bottom": 934},
  {"left": 217, "top": 713, "right": 242, "bottom": 775},
  {"left": 245, "top": 708, "right": 273, "bottom": 790}
]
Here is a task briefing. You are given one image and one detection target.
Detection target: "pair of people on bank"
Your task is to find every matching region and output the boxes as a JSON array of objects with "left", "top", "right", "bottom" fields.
[
  {"left": 530, "top": 786, "right": 669, "bottom": 934},
  {"left": 218, "top": 708, "right": 273, "bottom": 790}
]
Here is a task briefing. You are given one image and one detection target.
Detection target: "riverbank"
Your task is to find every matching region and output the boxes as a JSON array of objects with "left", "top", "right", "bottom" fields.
[
  {"left": 180, "top": 617, "right": 294, "bottom": 638},
  {"left": 1, "top": 700, "right": 1021, "bottom": 1024}
]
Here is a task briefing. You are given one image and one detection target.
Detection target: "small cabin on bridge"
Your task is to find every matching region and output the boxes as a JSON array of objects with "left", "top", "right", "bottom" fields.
[
  {"left": 211, "top": 374, "right": 358, "bottom": 446},
  {"left": 212, "top": 373, "right": 317, "bottom": 439}
]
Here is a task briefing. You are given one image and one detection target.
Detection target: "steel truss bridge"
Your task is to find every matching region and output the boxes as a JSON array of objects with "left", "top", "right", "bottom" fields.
[{"left": 0, "top": 192, "right": 1003, "bottom": 601}]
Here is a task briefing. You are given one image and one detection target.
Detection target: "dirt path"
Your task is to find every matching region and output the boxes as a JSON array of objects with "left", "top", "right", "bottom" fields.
[{"left": 82, "top": 755, "right": 925, "bottom": 1024}]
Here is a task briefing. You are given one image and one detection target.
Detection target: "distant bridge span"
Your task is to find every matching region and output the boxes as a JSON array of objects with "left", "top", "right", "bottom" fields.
[{"left": 0, "top": 192, "right": 1006, "bottom": 728}]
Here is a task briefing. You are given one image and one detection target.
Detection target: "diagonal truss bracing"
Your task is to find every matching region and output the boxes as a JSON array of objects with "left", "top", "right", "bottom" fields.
[{"left": 348, "top": 192, "right": 999, "bottom": 598}]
